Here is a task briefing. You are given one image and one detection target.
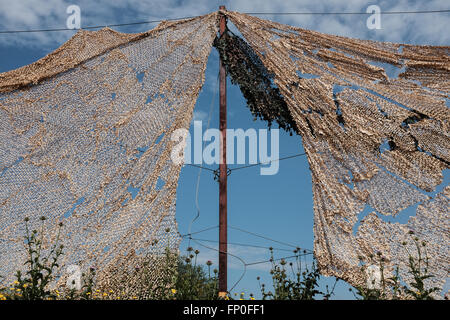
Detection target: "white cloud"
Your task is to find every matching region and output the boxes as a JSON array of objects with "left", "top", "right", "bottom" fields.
[{"left": 1, "top": 0, "right": 449, "bottom": 49}]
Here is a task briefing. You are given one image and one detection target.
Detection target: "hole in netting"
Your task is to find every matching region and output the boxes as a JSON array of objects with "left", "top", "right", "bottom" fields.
[
  {"left": 145, "top": 95, "right": 153, "bottom": 104},
  {"left": 401, "top": 112, "right": 429, "bottom": 129},
  {"left": 136, "top": 146, "right": 149, "bottom": 159},
  {"left": 1, "top": 157, "right": 24, "bottom": 177},
  {"left": 296, "top": 70, "right": 320, "bottom": 79},
  {"left": 127, "top": 185, "right": 140, "bottom": 200},
  {"left": 155, "top": 177, "right": 165, "bottom": 190},
  {"left": 136, "top": 71, "right": 145, "bottom": 83},
  {"left": 63, "top": 197, "right": 85, "bottom": 218},
  {"left": 379, "top": 139, "right": 396, "bottom": 153},
  {"left": 154, "top": 132, "right": 165, "bottom": 145}
]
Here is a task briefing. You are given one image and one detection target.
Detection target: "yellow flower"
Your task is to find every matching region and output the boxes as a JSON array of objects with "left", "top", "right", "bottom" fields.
[
  {"left": 250, "top": 297, "right": 255, "bottom": 300},
  {"left": 23, "top": 284, "right": 28, "bottom": 288},
  {"left": 86, "top": 292, "right": 91, "bottom": 295},
  {"left": 109, "top": 290, "right": 113, "bottom": 293},
  {"left": 13, "top": 281, "right": 19, "bottom": 285},
  {"left": 103, "top": 293, "right": 108, "bottom": 297},
  {"left": 171, "top": 289, "right": 177, "bottom": 294}
]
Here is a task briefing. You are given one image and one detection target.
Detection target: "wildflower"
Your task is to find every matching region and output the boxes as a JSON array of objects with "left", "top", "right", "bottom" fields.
[
  {"left": 194, "top": 249, "right": 200, "bottom": 255},
  {"left": 187, "top": 247, "right": 193, "bottom": 252},
  {"left": 171, "top": 289, "right": 177, "bottom": 294},
  {"left": 250, "top": 297, "right": 255, "bottom": 300},
  {"left": 206, "top": 260, "right": 212, "bottom": 266},
  {"left": 103, "top": 293, "right": 108, "bottom": 297},
  {"left": 23, "top": 284, "right": 28, "bottom": 288},
  {"left": 13, "top": 281, "right": 19, "bottom": 285}
]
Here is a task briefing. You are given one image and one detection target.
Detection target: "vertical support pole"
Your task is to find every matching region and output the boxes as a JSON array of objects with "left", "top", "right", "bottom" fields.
[{"left": 218, "top": 5, "right": 228, "bottom": 297}]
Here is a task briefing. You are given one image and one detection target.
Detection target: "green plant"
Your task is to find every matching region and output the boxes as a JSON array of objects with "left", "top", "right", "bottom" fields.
[
  {"left": 350, "top": 233, "right": 441, "bottom": 300},
  {"left": 8, "top": 216, "right": 64, "bottom": 300},
  {"left": 174, "top": 247, "right": 219, "bottom": 300},
  {"left": 258, "top": 248, "right": 337, "bottom": 300}
]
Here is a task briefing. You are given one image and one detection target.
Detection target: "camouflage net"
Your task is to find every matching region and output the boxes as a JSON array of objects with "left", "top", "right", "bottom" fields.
[
  {"left": 0, "top": 13, "right": 218, "bottom": 294},
  {"left": 0, "top": 8, "right": 448, "bottom": 297},
  {"left": 225, "top": 10, "right": 449, "bottom": 294}
]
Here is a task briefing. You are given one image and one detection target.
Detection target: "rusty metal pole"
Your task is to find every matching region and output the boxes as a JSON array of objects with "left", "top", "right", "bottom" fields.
[{"left": 218, "top": 5, "right": 228, "bottom": 297}]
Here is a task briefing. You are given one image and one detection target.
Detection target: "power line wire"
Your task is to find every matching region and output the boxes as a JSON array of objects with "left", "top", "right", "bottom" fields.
[
  {"left": 1, "top": 9, "right": 448, "bottom": 34},
  {"left": 188, "top": 237, "right": 298, "bottom": 252},
  {"left": 183, "top": 151, "right": 308, "bottom": 174},
  {"left": 229, "top": 225, "right": 313, "bottom": 253},
  {"left": 230, "top": 152, "right": 307, "bottom": 172},
  {"left": 185, "top": 163, "right": 216, "bottom": 172},
  {"left": 0, "top": 16, "right": 198, "bottom": 34},
  {"left": 180, "top": 225, "right": 219, "bottom": 238},
  {"left": 190, "top": 237, "right": 247, "bottom": 293},
  {"left": 244, "top": 9, "right": 450, "bottom": 15},
  {"left": 245, "top": 253, "right": 312, "bottom": 267}
]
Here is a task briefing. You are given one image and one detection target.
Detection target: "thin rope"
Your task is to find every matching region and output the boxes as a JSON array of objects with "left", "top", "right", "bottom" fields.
[
  {"left": 190, "top": 237, "right": 247, "bottom": 293},
  {"left": 187, "top": 72, "right": 219, "bottom": 248}
]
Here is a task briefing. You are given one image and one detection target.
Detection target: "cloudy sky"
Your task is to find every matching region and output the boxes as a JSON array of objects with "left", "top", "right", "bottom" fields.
[{"left": 0, "top": 0, "right": 449, "bottom": 299}]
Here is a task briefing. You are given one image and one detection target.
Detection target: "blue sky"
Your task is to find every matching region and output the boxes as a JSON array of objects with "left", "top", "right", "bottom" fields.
[{"left": 0, "top": 0, "right": 449, "bottom": 299}]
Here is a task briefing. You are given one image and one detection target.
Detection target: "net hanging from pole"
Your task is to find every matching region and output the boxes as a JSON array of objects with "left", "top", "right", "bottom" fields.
[
  {"left": 224, "top": 10, "right": 449, "bottom": 295},
  {"left": 0, "top": 13, "right": 218, "bottom": 296},
  {"left": 0, "top": 8, "right": 449, "bottom": 298}
]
